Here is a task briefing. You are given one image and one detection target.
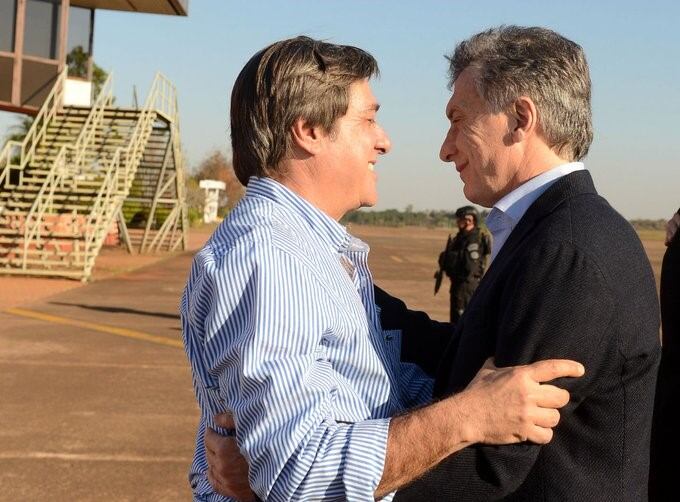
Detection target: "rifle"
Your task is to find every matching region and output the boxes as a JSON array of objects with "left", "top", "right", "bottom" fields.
[
  {"left": 434, "top": 234, "right": 453, "bottom": 295},
  {"left": 434, "top": 269, "right": 444, "bottom": 295}
]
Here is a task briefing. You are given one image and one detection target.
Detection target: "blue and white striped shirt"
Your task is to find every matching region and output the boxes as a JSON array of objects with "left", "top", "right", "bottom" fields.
[{"left": 181, "top": 177, "right": 433, "bottom": 501}]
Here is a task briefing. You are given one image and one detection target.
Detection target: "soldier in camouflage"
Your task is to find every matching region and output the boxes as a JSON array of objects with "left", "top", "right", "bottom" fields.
[{"left": 437, "top": 206, "right": 491, "bottom": 323}]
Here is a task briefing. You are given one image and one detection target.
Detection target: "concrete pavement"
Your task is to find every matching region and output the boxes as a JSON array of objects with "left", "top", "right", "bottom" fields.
[{"left": 0, "top": 251, "right": 200, "bottom": 501}]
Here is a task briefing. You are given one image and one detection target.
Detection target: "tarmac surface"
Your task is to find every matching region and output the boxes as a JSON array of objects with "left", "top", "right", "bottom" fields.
[
  {"left": 0, "top": 225, "right": 664, "bottom": 501},
  {"left": 0, "top": 249, "right": 201, "bottom": 500}
]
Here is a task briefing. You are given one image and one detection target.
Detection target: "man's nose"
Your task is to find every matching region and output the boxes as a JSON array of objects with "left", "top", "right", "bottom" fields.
[
  {"left": 440, "top": 132, "right": 455, "bottom": 162},
  {"left": 377, "top": 128, "right": 392, "bottom": 155}
]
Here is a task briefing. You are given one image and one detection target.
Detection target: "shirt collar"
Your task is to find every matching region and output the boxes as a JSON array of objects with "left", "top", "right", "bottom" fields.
[
  {"left": 493, "top": 162, "right": 585, "bottom": 225},
  {"left": 245, "top": 176, "right": 351, "bottom": 252}
]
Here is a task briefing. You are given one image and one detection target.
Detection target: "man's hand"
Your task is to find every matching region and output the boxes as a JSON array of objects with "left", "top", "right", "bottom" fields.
[
  {"left": 204, "top": 413, "right": 256, "bottom": 502},
  {"left": 665, "top": 210, "right": 680, "bottom": 246},
  {"left": 206, "top": 359, "right": 584, "bottom": 500},
  {"left": 460, "top": 358, "right": 585, "bottom": 445},
  {"left": 375, "top": 358, "right": 583, "bottom": 497}
]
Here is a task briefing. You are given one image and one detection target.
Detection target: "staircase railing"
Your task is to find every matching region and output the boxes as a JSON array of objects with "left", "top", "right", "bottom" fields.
[
  {"left": 21, "top": 146, "right": 72, "bottom": 269},
  {"left": 0, "top": 68, "right": 68, "bottom": 189},
  {"left": 118, "top": 73, "right": 176, "bottom": 190},
  {"left": 9, "top": 71, "right": 182, "bottom": 279},
  {"left": 80, "top": 73, "right": 178, "bottom": 279},
  {"left": 169, "top": 85, "right": 189, "bottom": 251},
  {"left": 20, "top": 72, "right": 115, "bottom": 270},
  {"left": 0, "top": 140, "right": 22, "bottom": 190},
  {"left": 81, "top": 149, "right": 121, "bottom": 277},
  {"left": 70, "top": 72, "right": 114, "bottom": 174}
]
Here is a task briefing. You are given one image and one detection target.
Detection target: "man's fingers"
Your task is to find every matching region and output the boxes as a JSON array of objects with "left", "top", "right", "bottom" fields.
[
  {"left": 205, "top": 441, "right": 219, "bottom": 464},
  {"left": 534, "top": 384, "right": 570, "bottom": 409},
  {"left": 204, "top": 427, "right": 221, "bottom": 455},
  {"left": 207, "top": 465, "right": 226, "bottom": 495},
  {"left": 531, "top": 406, "right": 561, "bottom": 429},
  {"left": 527, "top": 359, "right": 584, "bottom": 382},
  {"left": 214, "top": 412, "right": 236, "bottom": 429},
  {"left": 204, "top": 445, "right": 225, "bottom": 483},
  {"left": 526, "top": 425, "right": 554, "bottom": 445}
]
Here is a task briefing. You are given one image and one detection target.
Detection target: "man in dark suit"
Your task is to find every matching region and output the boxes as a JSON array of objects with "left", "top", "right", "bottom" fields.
[
  {"left": 390, "top": 25, "right": 660, "bottom": 501},
  {"left": 202, "top": 26, "right": 660, "bottom": 501}
]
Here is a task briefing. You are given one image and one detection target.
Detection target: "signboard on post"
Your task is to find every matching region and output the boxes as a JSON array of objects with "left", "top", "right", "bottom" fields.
[{"left": 199, "top": 179, "right": 226, "bottom": 223}]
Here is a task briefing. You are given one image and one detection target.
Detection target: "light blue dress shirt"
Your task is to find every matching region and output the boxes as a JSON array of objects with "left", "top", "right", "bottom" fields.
[{"left": 181, "top": 177, "right": 433, "bottom": 501}]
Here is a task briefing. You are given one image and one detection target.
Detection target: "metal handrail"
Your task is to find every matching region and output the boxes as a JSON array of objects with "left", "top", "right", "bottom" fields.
[
  {"left": 82, "top": 150, "right": 121, "bottom": 263},
  {"left": 0, "top": 70, "right": 111, "bottom": 192},
  {"left": 20, "top": 73, "right": 114, "bottom": 268},
  {"left": 0, "top": 68, "right": 68, "bottom": 191},
  {"left": 20, "top": 68, "right": 69, "bottom": 172},
  {"left": 169, "top": 99, "right": 188, "bottom": 250},
  {"left": 13, "top": 71, "right": 182, "bottom": 278},
  {"left": 22, "top": 146, "right": 72, "bottom": 267},
  {"left": 0, "top": 140, "right": 23, "bottom": 188},
  {"left": 71, "top": 72, "right": 114, "bottom": 173},
  {"left": 80, "top": 72, "right": 179, "bottom": 278}
]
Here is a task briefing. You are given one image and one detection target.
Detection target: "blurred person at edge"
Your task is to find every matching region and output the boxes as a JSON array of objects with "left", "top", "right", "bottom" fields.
[{"left": 650, "top": 208, "right": 680, "bottom": 500}]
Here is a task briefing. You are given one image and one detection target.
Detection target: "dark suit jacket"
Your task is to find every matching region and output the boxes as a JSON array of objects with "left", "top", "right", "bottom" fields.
[{"left": 389, "top": 171, "right": 660, "bottom": 501}]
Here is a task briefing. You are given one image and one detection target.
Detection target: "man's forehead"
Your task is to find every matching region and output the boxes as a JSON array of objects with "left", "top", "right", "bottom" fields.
[
  {"left": 349, "top": 80, "right": 380, "bottom": 112},
  {"left": 446, "top": 91, "right": 467, "bottom": 117},
  {"left": 447, "top": 68, "right": 480, "bottom": 113}
]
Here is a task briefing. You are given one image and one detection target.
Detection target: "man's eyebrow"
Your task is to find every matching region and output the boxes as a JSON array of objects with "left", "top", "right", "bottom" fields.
[
  {"left": 364, "top": 103, "right": 380, "bottom": 113},
  {"left": 446, "top": 104, "right": 462, "bottom": 119}
]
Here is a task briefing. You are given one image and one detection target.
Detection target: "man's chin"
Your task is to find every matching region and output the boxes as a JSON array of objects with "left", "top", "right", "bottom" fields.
[
  {"left": 463, "top": 186, "right": 491, "bottom": 208},
  {"left": 358, "top": 190, "right": 378, "bottom": 209}
]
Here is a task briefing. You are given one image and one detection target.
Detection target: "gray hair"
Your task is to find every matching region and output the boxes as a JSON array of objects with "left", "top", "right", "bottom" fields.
[
  {"left": 447, "top": 26, "right": 593, "bottom": 161},
  {"left": 230, "top": 36, "right": 379, "bottom": 185}
]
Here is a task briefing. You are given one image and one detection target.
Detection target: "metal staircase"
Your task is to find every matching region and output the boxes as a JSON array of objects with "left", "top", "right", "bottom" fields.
[{"left": 0, "top": 70, "right": 188, "bottom": 280}]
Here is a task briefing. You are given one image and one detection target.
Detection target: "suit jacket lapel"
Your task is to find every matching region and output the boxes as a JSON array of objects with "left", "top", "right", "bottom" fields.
[{"left": 482, "top": 170, "right": 598, "bottom": 287}]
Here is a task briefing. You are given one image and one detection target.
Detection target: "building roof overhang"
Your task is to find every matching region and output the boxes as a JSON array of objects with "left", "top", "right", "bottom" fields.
[{"left": 70, "top": 0, "right": 188, "bottom": 16}]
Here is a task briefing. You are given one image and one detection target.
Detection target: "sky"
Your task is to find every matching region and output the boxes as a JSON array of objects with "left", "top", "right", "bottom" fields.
[{"left": 1, "top": 0, "right": 678, "bottom": 219}]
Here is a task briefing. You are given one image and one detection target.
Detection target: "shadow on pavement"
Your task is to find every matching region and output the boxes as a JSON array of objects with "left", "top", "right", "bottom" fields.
[{"left": 49, "top": 301, "right": 181, "bottom": 320}]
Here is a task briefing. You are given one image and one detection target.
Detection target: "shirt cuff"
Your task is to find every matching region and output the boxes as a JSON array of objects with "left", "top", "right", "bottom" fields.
[{"left": 343, "top": 417, "right": 392, "bottom": 501}]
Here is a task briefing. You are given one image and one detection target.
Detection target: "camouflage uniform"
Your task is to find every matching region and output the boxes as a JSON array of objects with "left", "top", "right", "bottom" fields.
[{"left": 439, "top": 227, "right": 491, "bottom": 324}]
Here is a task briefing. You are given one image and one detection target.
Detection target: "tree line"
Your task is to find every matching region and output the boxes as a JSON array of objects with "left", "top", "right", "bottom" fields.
[{"left": 145, "top": 150, "right": 672, "bottom": 232}]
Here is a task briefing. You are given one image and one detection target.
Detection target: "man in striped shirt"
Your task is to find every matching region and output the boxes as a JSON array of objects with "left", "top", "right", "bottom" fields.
[{"left": 181, "top": 36, "right": 583, "bottom": 502}]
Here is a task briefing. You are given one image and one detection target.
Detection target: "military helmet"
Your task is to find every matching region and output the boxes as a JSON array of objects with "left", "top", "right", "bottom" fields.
[{"left": 455, "top": 205, "right": 479, "bottom": 224}]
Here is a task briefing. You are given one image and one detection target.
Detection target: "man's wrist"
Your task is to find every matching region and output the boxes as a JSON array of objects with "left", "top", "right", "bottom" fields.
[{"left": 442, "top": 392, "right": 480, "bottom": 446}]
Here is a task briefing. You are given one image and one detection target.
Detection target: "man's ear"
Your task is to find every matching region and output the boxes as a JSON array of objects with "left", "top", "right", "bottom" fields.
[
  {"left": 291, "top": 117, "right": 325, "bottom": 156},
  {"left": 510, "top": 96, "right": 538, "bottom": 143}
]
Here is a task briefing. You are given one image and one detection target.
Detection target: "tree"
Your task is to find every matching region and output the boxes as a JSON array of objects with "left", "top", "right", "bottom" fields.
[
  {"left": 66, "top": 46, "right": 109, "bottom": 98},
  {"left": 188, "top": 150, "right": 244, "bottom": 219},
  {"left": 4, "top": 115, "right": 34, "bottom": 143}
]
